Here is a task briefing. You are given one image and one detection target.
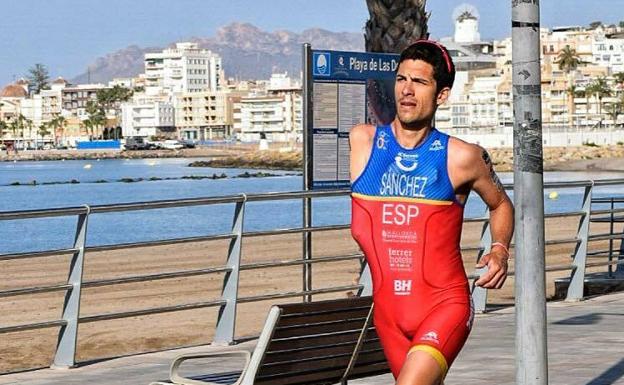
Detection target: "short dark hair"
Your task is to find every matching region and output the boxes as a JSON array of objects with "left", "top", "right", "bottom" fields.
[{"left": 398, "top": 40, "right": 455, "bottom": 92}]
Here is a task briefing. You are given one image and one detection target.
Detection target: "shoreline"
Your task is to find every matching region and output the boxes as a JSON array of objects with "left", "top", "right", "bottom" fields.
[{"left": 1, "top": 145, "right": 623, "bottom": 172}]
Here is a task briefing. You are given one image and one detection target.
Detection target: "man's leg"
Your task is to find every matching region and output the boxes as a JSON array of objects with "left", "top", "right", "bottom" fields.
[{"left": 396, "top": 348, "right": 444, "bottom": 385}]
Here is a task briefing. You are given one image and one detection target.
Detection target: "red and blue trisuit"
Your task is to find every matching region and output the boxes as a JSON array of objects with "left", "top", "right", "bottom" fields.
[{"left": 351, "top": 125, "right": 473, "bottom": 378}]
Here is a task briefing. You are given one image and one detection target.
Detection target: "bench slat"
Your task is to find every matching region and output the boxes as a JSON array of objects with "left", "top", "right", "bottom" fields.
[
  {"left": 256, "top": 351, "right": 387, "bottom": 384},
  {"left": 263, "top": 339, "right": 381, "bottom": 364},
  {"left": 278, "top": 307, "right": 371, "bottom": 326},
  {"left": 272, "top": 317, "right": 368, "bottom": 339},
  {"left": 278, "top": 297, "right": 372, "bottom": 316},
  {"left": 263, "top": 342, "right": 384, "bottom": 364}
]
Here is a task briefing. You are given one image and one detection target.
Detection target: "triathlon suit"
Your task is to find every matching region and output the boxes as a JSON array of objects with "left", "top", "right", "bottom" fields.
[{"left": 351, "top": 125, "right": 473, "bottom": 379}]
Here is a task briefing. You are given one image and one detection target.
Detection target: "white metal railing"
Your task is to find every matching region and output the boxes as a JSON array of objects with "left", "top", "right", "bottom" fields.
[{"left": 0, "top": 179, "right": 623, "bottom": 371}]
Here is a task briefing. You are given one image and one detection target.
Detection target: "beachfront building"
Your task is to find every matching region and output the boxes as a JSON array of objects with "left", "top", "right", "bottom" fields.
[
  {"left": 591, "top": 29, "right": 624, "bottom": 73},
  {"left": 144, "top": 42, "right": 223, "bottom": 95},
  {"left": 62, "top": 84, "right": 106, "bottom": 120},
  {"left": 121, "top": 94, "right": 175, "bottom": 139},
  {"left": 173, "top": 89, "right": 248, "bottom": 141},
  {"left": 233, "top": 74, "right": 302, "bottom": 143}
]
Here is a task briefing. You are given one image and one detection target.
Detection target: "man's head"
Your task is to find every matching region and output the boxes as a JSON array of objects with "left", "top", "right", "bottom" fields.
[
  {"left": 394, "top": 40, "right": 455, "bottom": 128},
  {"left": 398, "top": 40, "right": 455, "bottom": 92}
]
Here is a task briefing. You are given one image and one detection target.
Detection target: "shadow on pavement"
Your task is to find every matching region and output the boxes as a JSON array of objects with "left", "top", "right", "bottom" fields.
[{"left": 586, "top": 358, "right": 624, "bottom": 385}]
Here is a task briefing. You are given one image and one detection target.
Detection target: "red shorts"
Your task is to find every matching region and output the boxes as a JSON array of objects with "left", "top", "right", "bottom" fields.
[{"left": 373, "top": 295, "right": 473, "bottom": 378}]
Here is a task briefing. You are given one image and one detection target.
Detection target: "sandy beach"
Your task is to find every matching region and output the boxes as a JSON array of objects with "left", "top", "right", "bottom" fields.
[
  {"left": 1, "top": 144, "right": 623, "bottom": 173},
  {"left": 0, "top": 215, "right": 619, "bottom": 373}
]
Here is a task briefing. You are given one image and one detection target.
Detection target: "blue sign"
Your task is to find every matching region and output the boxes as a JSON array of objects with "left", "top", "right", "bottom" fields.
[
  {"left": 313, "top": 52, "right": 331, "bottom": 77},
  {"left": 312, "top": 50, "right": 399, "bottom": 81}
]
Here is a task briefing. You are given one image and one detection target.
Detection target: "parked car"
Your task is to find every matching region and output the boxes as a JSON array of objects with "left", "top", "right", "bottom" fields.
[
  {"left": 180, "top": 139, "right": 196, "bottom": 149},
  {"left": 124, "top": 137, "right": 150, "bottom": 150},
  {"left": 161, "top": 140, "right": 184, "bottom": 150}
]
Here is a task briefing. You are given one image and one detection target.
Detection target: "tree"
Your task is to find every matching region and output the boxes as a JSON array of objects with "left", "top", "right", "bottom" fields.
[
  {"left": 0, "top": 120, "right": 7, "bottom": 147},
  {"left": 566, "top": 84, "right": 578, "bottom": 127},
  {"left": 584, "top": 83, "right": 596, "bottom": 127},
  {"left": 96, "top": 86, "right": 133, "bottom": 139},
  {"left": 27, "top": 63, "right": 50, "bottom": 93},
  {"left": 85, "top": 100, "right": 106, "bottom": 139},
  {"left": 23, "top": 117, "right": 34, "bottom": 148},
  {"left": 589, "top": 21, "right": 603, "bottom": 30},
  {"left": 556, "top": 46, "right": 583, "bottom": 127},
  {"left": 364, "top": 0, "right": 429, "bottom": 53},
  {"left": 589, "top": 77, "right": 612, "bottom": 127},
  {"left": 37, "top": 123, "right": 51, "bottom": 149},
  {"left": 47, "top": 114, "right": 67, "bottom": 146},
  {"left": 606, "top": 99, "right": 623, "bottom": 126},
  {"left": 364, "top": 0, "right": 429, "bottom": 124}
]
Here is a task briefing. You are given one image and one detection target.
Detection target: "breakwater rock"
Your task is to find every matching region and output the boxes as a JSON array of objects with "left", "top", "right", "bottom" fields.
[
  {"left": 489, "top": 145, "right": 624, "bottom": 172},
  {"left": 189, "top": 150, "right": 302, "bottom": 170}
]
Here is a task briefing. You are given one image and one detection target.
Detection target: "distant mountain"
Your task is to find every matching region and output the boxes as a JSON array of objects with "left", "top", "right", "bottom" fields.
[{"left": 71, "top": 22, "right": 364, "bottom": 84}]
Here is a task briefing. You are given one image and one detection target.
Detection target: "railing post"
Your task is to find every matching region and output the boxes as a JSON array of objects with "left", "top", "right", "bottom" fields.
[
  {"left": 214, "top": 195, "right": 246, "bottom": 344},
  {"left": 357, "top": 260, "right": 372, "bottom": 297},
  {"left": 52, "top": 205, "right": 90, "bottom": 369},
  {"left": 302, "top": 196, "right": 312, "bottom": 302},
  {"left": 473, "top": 211, "right": 490, "bottom": 313},
  {"left": 566, "top": 184, "right": 593, "bottom": 301}
]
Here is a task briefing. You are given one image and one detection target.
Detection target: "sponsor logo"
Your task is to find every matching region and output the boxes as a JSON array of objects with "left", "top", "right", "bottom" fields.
[
  {"left": 394, "top": 152, "right": 419, "bottom": 172},
  {"left": 388, "top": 248, "right": 413, "bottom": 271},
  {"left": 393, "top": 279, "right": 412, "bottom": 296},
  {"left": 429, "top": 139, "right": 445, "bottom": 151},
  {"left": 376, "top": 131, "right": 387, "bottom": 150},
  {"left": 420, "top": 331, "right": 440, "bottom": 344},
  {"left": 379, "top": 172, "right": 428, "bottom": 198},
  {"left": 313, "top": 53, "right": 331, "bottom": 76},
  {"left": 382, "top": 203, "right": 419, "bottom": 226},
  {"left": 382, "top": 229, "right": 418, "bottom": 244}
]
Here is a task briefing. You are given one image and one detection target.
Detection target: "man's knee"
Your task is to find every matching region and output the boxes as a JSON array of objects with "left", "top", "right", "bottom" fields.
[{"left": 396, "top": 348, "right": 445, "bottom": 385}]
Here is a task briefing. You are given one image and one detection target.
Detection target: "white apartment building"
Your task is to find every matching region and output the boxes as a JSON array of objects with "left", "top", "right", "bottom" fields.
[
  {"left": 232, "top": 74, "right": 302, "bottom": 142},
  {"left": 144, "top": 42, "right": 222, "bottom": 94},
  {"left": 592, "top": 31, "right": 624, "bottom": 73},
  {"left": 121, "top": 95, "right": 175, "bottom": 139},
  {"left": 234, "top": 93, "right": 302, "bottom": 142},
  {"left": 40, "top": 78, "right": 67, "bottom": 122}
]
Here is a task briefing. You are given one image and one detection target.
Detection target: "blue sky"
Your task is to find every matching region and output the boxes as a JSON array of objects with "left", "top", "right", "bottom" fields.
[{"left": 1, "top": 0, "right": 623, "bottom": 86}]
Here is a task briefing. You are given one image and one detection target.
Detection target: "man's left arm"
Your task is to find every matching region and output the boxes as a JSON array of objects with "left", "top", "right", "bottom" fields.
[{"left": 470, "top": 148, "right": 514, "bottom": 289}]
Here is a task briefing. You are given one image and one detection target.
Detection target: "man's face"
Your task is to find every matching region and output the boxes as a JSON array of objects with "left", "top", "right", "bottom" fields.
[{"left": 394, "top": 59, "right": 449, "bottom": 127}]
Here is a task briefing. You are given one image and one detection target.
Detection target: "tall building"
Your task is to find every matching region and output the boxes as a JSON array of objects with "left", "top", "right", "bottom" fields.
[
  {"left": 144, "top": 42, "right": 222, "bottom": 94},
  {"left": 121, "top": 94, "right": 175, "bottom": 139},
  {"left": 62, "top": 84, "right": 106, "bottom": 119},
  {"left": 233, "top": 74, "right": 302, "bottom": 142}
]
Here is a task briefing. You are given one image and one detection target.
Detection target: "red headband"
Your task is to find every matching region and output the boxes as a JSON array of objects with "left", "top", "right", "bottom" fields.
[{"left": 414, "top": 39, "right": 453, "bottom": 73}]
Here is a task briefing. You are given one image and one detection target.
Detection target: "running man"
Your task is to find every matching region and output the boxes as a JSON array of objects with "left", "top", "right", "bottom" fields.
[{"left": 350, "top": 40, "right": 514, "bottom": 384}]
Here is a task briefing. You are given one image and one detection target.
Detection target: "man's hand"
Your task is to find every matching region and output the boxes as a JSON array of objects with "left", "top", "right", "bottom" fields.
[{"left": 475, "top": 247, "right": 509, "bottom": 289}]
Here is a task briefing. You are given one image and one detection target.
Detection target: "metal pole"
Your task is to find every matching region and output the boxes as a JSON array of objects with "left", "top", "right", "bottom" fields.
[
  {"left": 473, "top": 208, "right": 491, "bottom": 313},
  {"left": 512, "top": 1, "right": 548, "bottom": 384},
  {"left": 302, "top": 43, "right": 313, "bottom": 302},
  {"left": 52, "top": 206, "right": 90, "bottom": 369},
  {"left": 213, "top": 195, "right": 245, "bottom": 344}
]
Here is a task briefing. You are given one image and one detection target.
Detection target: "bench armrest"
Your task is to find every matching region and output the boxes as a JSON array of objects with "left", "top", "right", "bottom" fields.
[{"left": 169, "top": 350, "right": 251, "bottom": 385}]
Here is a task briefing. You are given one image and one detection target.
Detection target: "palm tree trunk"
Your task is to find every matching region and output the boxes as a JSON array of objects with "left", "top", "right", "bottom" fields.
[{"left": 365, "top": 0, "right": 429, "bottom": 53}]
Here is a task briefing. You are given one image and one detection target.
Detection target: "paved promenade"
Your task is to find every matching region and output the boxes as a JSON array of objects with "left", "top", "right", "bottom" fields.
[{"left": 1, "top": 292, "right": 623, "bottom": 385}]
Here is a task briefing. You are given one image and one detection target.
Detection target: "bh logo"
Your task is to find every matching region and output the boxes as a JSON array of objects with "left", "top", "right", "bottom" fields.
[
  {"left": 313, "top": 52, "right": 331, "bottom": 76},
  {"left": 394, "top": 279, "right": 412, "bottom": 296}
]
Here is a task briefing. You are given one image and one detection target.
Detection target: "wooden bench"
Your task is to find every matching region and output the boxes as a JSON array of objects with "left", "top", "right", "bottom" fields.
[{"left": 153, "top": 296, "right": 388, "bottom": 385}]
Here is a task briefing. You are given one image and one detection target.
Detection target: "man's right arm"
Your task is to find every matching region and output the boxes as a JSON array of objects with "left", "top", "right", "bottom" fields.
[{"left": 349, "top": 124, "right": 375, "bottom": 182}]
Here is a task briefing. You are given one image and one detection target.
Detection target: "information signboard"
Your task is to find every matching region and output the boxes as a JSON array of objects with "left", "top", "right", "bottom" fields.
[{"left": 305, "top": 48, "right": 400, "bottom": 189}]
